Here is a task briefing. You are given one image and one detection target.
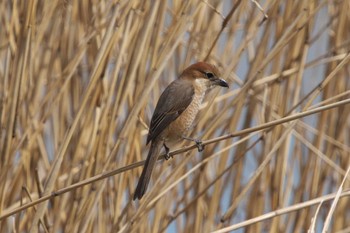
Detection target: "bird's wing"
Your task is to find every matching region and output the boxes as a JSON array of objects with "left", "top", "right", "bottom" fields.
[{"left": 146, "top": 79, "right": 194, "bottom": 144}]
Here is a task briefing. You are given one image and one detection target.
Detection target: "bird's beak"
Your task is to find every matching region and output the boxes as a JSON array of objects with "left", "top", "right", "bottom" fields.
[{"left": 213, "top": 78, "right": 229, "bottom": 88}]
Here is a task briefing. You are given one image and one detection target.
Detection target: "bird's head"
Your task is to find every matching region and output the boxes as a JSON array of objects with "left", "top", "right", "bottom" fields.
[{"left": 180, "top": 62, "right": 229, "bottom": 91}]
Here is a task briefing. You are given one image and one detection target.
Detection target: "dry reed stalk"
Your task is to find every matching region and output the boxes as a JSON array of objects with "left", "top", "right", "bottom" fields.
[{"left": 0, "top": 0, "right": 349, "bottom": 232}]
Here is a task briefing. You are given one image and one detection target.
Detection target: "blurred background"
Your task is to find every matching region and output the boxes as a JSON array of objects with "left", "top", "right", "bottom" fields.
[{"left": 0, "top": 0, "right": 349, "bottom": 232}]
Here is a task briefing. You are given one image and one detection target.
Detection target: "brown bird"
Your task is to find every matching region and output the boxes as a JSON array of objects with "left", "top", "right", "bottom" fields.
[{"left": 133, "top": 62, "right": 228, "bottom": 200}]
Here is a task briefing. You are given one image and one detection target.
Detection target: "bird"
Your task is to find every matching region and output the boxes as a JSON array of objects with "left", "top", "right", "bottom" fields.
[{"left": 133, "top": 62, "right": 229, "bottom": 200}]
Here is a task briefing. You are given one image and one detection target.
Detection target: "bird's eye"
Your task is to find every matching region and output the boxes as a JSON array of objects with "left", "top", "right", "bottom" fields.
[{"left": 205, "top": 72, "right": 214, "bottom": 79}]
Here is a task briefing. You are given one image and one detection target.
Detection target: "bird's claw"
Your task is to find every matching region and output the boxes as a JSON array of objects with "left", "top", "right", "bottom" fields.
[
  {"left": 195, "top": 140, "right": 204, "bottom": 152},
  {"left": 164, "top": 151, "right": 173, "bottom": 160},
  {"left": 182, "top": 136, "right": 205, "bottom": 152}
]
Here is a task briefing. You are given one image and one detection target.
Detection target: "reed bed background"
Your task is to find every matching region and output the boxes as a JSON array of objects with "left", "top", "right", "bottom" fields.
[{"left": 0, "top": 0, "right": 350, "bottom": 232}]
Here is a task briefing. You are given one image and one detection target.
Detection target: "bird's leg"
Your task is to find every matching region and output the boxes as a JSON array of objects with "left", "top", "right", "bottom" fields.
[
  {"left": 182, "top": 136, "right": 204, "bottom": 152},
  {"left": 163, "top": 143, "right": 172, "bottom": 160}
]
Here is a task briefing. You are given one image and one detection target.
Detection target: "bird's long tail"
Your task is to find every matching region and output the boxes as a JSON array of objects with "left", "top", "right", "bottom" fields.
[{"left": 133, "top": 140, "right": 162, "bottom": 200}]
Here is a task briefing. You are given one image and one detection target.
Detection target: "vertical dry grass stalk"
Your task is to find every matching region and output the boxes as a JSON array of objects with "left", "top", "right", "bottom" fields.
[{"left": 0, "top": 0, "right": 349, "bottom": 232}]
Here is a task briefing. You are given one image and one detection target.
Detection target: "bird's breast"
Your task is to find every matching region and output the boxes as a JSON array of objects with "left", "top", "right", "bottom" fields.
[{"left": 166, "top": 79, "right": 207, "bottom": 141}]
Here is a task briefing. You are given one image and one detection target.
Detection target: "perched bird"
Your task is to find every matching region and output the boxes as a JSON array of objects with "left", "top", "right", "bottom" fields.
[{"left": 133, "top": 62, "right": 228, "bottom": 200}]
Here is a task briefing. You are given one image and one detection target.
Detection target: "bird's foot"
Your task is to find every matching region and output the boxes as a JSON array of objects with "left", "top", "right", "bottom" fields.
[
  {"left": 195, "top": 139, "right": 204, "bottom": 152},
  {"left": 163, "top": 143, "right": 172, "bottom": 160},
  {"left": 182, "top": 136, "right": 205, "bottom": 152}
]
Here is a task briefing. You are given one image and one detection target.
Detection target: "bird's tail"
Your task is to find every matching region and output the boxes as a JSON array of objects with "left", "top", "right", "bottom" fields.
[{"left": 133, "top": 140, "right": 162, "bottom": 200}]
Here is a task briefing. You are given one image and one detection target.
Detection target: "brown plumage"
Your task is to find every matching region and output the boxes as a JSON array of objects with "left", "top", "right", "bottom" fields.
[{"left": 133, "top": 62, "right": 228, "bottom": 200}]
